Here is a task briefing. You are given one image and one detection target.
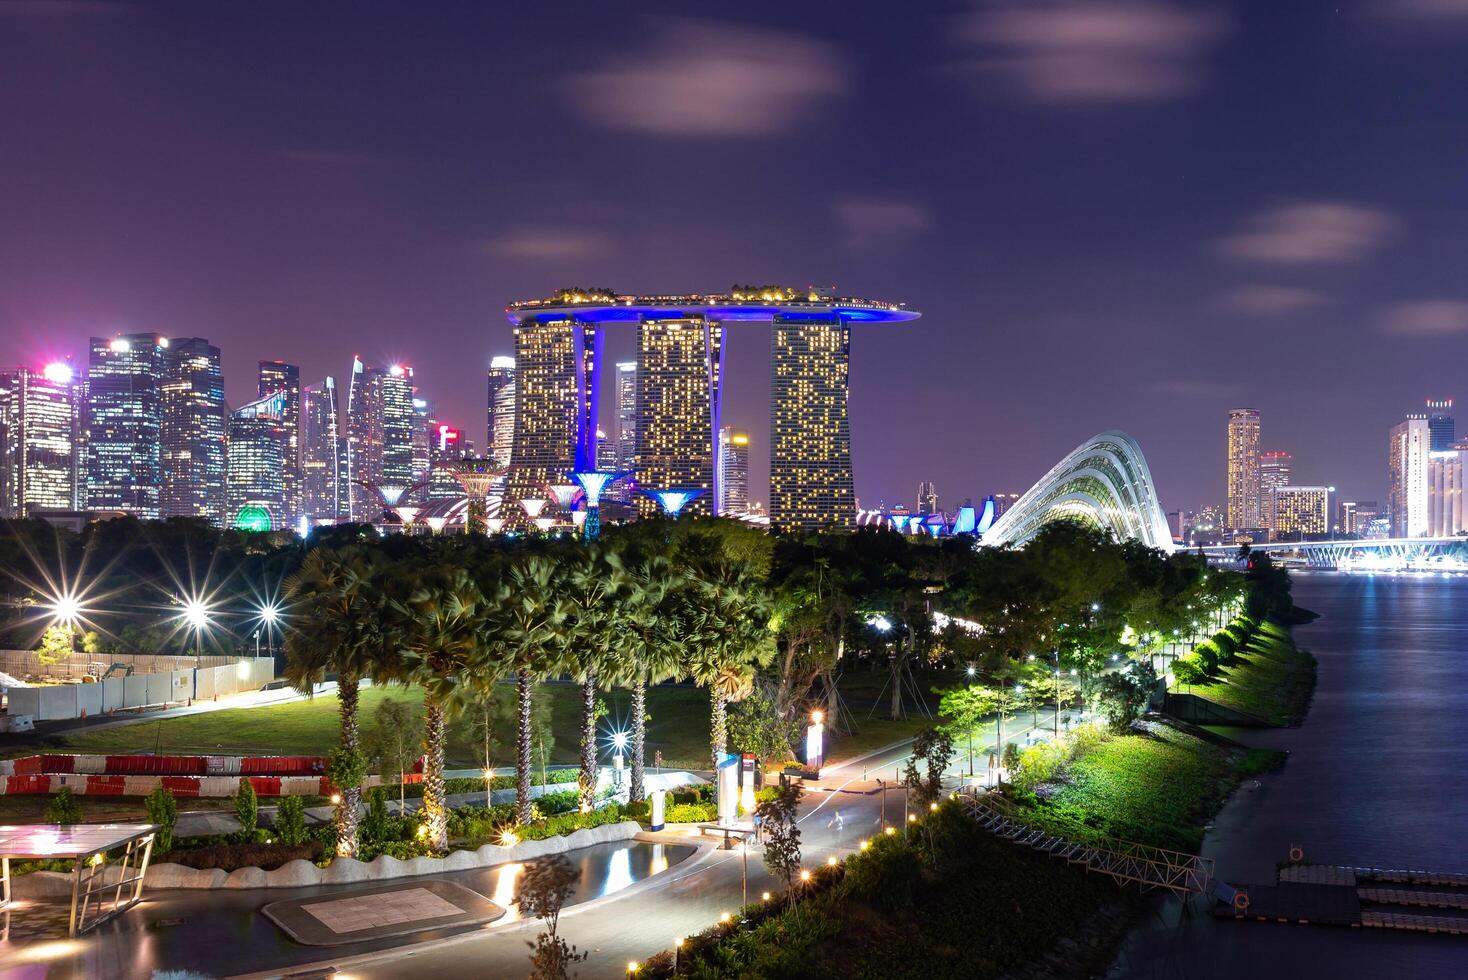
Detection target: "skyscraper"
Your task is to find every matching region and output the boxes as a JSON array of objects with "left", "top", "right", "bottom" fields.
[
  {"left": 1226, "top": 409, "right": 1261, "bottom": 532},
  {"left": 1258, "top": 450, "right": 1291, "bottom": 533},
  {"left": 0, "top": 363, "right": 79, "bottom": 517},
  {"left": 86, "top": 334, "right": 168, "bottom": 518},
  {"left": 718, "top": 427, "right": 750, "bottom": 516},
  {"left": 917, "top": 481, "right": 938, "bottom": 516},
  {"left": 345, "top": 359, "right": 417, "bottom": 520},
  {"left": 505, "top": 319, "right": 599, "bottom": 514},
  {"left": 1428, "top": 449, "right": 1464, "bottom": 537},
  {"left": 302, "top": 378, "right": 347, "bottom": 526},
  {"left": 1388, "top": 414, "right": 1430, "bottom": 538},
  {"left": 634, "top": 318, "right": 722, "bottom": 516},
  {"left": 1428, "top": 399, "right": 1455, "bottom": 452},
  {"left": 771, "top": 315, "right": 853, "bottom": 531},
  {"left": 615, "top": 360, "right": 637, "bottom": 472},
  {"left": 158, "top": 338, "right": 227, "bottom": 523},
  {"left": 485, "top": 356, "right": 516, "bottom": 468},
  {"left": 258, "top": 361, "right": 302, "bottom": 529},
  {"left": 227, "top": 390, "right": 286, "bottom": 529}
]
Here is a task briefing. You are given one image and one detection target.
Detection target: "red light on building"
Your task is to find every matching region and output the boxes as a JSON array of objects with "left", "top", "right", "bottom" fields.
[{"left": 437, "top": 424, "right": 461, "bottom": 452}]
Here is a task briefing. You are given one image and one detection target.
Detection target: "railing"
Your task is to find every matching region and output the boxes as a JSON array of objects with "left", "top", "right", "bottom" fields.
[{"left": 957, "top": 786, "right": 1213, "bottom": 897}]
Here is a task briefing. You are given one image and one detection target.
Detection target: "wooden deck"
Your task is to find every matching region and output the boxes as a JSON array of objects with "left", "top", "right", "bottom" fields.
[{"left": 1222, "top": 863, "right": 1468, "bottom": 937}]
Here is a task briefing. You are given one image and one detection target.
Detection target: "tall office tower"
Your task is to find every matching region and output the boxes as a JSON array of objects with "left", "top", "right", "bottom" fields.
[
  {"left": 345, "top": 360, "right": 417, "bottom": 519},
  {"left": 1389, "top": 414, "right": 1431, "bottom": 537},
  {"left": 427, "top": 423, "right": 466, "bottom": 501},
  {"left": 506, "top": 319, "right": 599, "bottom": 514},
  {"left": 302, "top": 378, "right": 347, "bottom": 525},
  {"left": 0, "top": 364, "right": 79, "bottom": 517},
  {"left": 1258, "top": 450, "right": 1291, "bottom": 532},
  {"left": 1272, "top": 486, "right": 1330, "bottom": 537},
  {"left": 717, "top": 427, "right": 750, "bottom": 516},
  {"left": 634, "top": 318, "right": 722, "bottom": 516},
  {"left": 485, "top": 356, "right": 516, "bottom": 467},
  {"left": 1427, "top": 449, "right": 1465, "bottom": 537},
  {"left": 157, "top": 338, "right": 227, "bottom": 524},
  {"left": 917, "top": 481, "right": 938, "bottom": 516},
  {"left": 1226, "top": 409, "right": 1262, "bottom": 532},
  {"left": 771, "top": 315, "right": 853, "bottom": 531},
  {"left": 257, "top": 362, "right": 302, "bottom": 529},
  {"left": 86, "top": 334, "right": 168, "bottom": 518},
  {"left": 411, "top": 395, "right": 434, "bottom": 498},
  {"left": 1427, "top": 399, "right": 1455, "bottom": 451},
  {"left": 614, "top": 360, "right": 637, "bottom": 472},
  {"left": 227, "top": 391, "right": 287, "bottom": 529}
]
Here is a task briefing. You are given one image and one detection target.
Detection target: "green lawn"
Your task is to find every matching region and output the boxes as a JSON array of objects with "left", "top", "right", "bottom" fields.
[
  {"left": 1175, "top": 620, "right": 1317, "bottom": 726},
  {"left": 18, "top": 677, "right": 930, "bottom": 773},
  {"left": 1014, "top": 724, "right": 1236, "bottom": 852}
]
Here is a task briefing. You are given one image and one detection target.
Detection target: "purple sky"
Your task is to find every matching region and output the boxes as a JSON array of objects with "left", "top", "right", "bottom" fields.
[{"left": 5, "top": 1, "right": 1468, "bottom": 512}]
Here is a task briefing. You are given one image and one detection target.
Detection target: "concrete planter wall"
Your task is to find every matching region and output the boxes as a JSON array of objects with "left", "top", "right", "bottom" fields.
[{"left": 10, "top": 821, "right": 644, "bottom": 898}]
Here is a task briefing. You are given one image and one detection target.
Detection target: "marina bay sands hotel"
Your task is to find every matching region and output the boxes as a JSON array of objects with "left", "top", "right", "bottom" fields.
[{"left": 503, "top": 286, "right": 919, "bottom": 531}]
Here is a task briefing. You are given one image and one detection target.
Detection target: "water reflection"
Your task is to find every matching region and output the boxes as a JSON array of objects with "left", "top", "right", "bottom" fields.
[
  {"left": 489, "top": 862, "right": 524, "bottom": 923},
  {"left": 602, "top": 847, "right": 633, "bottom": 896}
]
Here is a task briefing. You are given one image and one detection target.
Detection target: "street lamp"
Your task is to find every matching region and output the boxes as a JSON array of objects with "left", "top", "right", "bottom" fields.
[
  {"left": 180, "top": 595, "right": 214, "bottom": 663},
  {"left": 256, "top": 602, "right": 282, "bottom": 658}
]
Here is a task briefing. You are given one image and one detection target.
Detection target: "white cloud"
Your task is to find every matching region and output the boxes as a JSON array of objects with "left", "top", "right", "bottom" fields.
[
  {"left": 1217, "top": 284, "right": 1327, "bottom": 315},
  {"left": 480, "top": 227, "right": 611, "bottom": 261},
  {"left": 1378, "top": 299, "right": 1468, "bottom": 337},
  {"left": 832, "top": 197, "right": 933, "bottom": 249},
  {"left": 565, "top": 19, "right": 848, "bottom": 137},
  {"left": 953, "top": 1, "right": 1231, "bottom": 104},
  {"left": 1218, "top": 201, "right": 1400, "bottom": 264}
]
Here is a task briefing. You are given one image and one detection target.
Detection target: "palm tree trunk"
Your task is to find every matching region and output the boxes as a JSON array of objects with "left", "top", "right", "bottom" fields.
[
  {"left": 422, "top": 695, "right": 448, "bottom": 850},
  {"left": 336, "top": 674, "right": 361, "bottom": 858},
  {"left": 578, "top": 672, "right": 597, "bottom": 813},
  {"left": 515, "top": 669, "right": 533, "bottom": 824},
  {"left": 710, "top": 687, "right": 728, "bottom": 771},
  {"left": 629, "top": 677, "right": 647, "bottom": 802}
]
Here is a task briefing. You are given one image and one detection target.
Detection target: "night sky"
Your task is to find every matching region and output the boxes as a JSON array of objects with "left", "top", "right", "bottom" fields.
[{"left": 5, "top": 0, "right": 1468, "bottom": 513}]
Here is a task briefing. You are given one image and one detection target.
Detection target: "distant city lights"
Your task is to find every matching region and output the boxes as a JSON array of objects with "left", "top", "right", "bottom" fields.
[{"left": 41, "top": 362, "right": 73, "bottom": 384}]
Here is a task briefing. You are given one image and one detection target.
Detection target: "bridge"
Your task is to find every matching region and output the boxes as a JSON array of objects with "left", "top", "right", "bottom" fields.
[{"left": 1195, "top": 537, "right": 1468, "bottom": 571}]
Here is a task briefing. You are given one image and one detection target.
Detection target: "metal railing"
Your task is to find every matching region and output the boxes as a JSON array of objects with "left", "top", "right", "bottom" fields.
[{"left": 958, "top": 786, "right": 1213, "bottom": 897}]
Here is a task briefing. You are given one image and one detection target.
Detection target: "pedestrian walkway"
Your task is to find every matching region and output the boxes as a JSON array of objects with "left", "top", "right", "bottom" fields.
[{"left": 262, "top": 879, "right": 505, "bottom": 946}]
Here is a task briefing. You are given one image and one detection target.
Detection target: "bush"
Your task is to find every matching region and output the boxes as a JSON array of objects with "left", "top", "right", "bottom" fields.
[
  {"left": 1193, "top": 641, "right": 1221, "bottom": 675},
  {"left": 359, "top": 787, "right": 393, "bottom": 848},
  {"left": 275, "top": 795, "right": 306, "bottom": 846},
  {"left": 1212, "top": 632, "right": 1237, "bottom": 662},
  {"left": 842, "top": 832, "right": 922, "bottom": 912},
  {"left": 158, "top": 839, "right": 321, "bottom": 872},
  {"left": 1172, "top": 654, "right": 1206, "bottom": 686},
  {"left": 235, "top": 778, "right": 258, "bottom": 836},
  {"left": 665, "top": 802, "right": 716, "bottom": 824},
  {"left": 515, "top": 803, "right": 626, "bottom": 841},
  {"left": 534, "top": 789, "right": 581, "bottom": 815},
  {"left": 46, "top": 787, "right": 82, "bottom": 825},
  {"left": 1068, "top": 722, "right": 1110, "bottom": 756},
  {"left": 623, "top": 799, "right": 651, "bottom": 821},
  {"left": 1012, "top": 740, "right": 1068, "bottom": 791},
  {"left": 146, "top": 787, "right": 178, "bottom": 853}
]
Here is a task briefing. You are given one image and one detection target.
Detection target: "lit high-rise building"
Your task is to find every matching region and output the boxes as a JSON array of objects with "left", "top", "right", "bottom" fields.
[
  {"left": 345, "top": 359, "right": 417, "bottom": 520},
  {"left": 503, "top": 287, "right": 917, "bottom": 531},
  {"left": 1226, "top": 409, "right": 1262, "bottom": 532},
  {"left": 227, "top": 390, "right": 286, "bottom": 529},
  {"left": 0, "top": 363, "right": 79, "bottom": 517},
  {"left": 1272, "top": 486, "right": 1330, "bottom": 537},
  {"left": 770, "top": 314, "right": 853, "bottom": 531},
  {"left": 1428, "top": 449, "right": 1465, "bottom": 537},
  {"left": 614, "top": 360, "right": 637, "bottom": 471},
  {"left": 86, "top": 333, "right": 168, "bottom": 518},
  {"left": 258, "top": 361, "right": 302, "bottom": 528},
  {"left": 505, "top": 318, "right": 599, "bottom": 515},
  {"left": 485, "top": 356, "right": 516, "bottom": 468},
  {"left": 917, "top": 481, "right": 938, "bottom": 516},
  {"left": 718, "top": 427, "right": 750, "bottom": 516},
  {"left": 1259, "top": 450, "right": 1291, "bottom": 532},
  {"left": 302, "top": 378, "right": 347, "bottom": 525},
  {"left": 427, "top": 422, "right": 467, "bottom": 501},
  {"left": 1427, "top": 399, "right": 1455, "bottom": 452},
  {"left": 1388, "top": 414, "right": 1430, "bottom": 537},
  {"left": 635, "top": 318, "right": 722, "bottom": 516},
  {"left": 158, "top": 338, "right": 227, "bottom": 524}
]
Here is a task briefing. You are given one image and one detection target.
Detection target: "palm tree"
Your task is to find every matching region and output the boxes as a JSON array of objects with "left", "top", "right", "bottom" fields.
[
  {"left": 494, "top": 554, "right": 572, "bottom": 824},
  {"left": 283, "top": 546, "right": 390, "bottom": 858},
  {"left": 618, "top": 553, "right": 690, "bottom": 802},
  {"left": 389, "top": 564, "right": 492, "bottom": 851},
  {"left": 562, "top": 540, "right": 631, "bottom": 812}
]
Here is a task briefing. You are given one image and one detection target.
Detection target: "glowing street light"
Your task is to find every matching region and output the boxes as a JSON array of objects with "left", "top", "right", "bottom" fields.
[{"left": 46, "top": 592, "right": 84, "bottom": 629}]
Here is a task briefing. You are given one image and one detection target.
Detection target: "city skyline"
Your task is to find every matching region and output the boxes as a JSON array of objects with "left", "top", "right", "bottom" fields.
[{"left": 10, "top": 3, "right": 1468, "bottom": 511}]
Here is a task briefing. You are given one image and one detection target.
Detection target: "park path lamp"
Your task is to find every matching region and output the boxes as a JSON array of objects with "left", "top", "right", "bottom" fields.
[
  {"left": 255, "top": 601, "right": 282, "bottom": 658},
  {"left": 180, "top": 595, "right": 214, "bottom": 665},
  {"left": 1053, "top": 649, "right": 1062, "bottom": 740},
  {"left": 646, "top": 488, "right": 704, "bottom": 518},
  {"left": 571, "top": 470, "right": 627, "bottom": 541}
]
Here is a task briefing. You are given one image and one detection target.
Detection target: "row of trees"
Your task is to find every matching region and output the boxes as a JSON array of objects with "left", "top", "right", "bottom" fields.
[{"left": 283, "top": 518, "right": 773, "bottom": 854}]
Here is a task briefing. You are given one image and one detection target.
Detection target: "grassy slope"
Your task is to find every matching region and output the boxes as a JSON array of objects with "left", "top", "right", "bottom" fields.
[
  {"left": 1015, "top": 723, "right": 1240, "bottom": 853},
  {"left": 1178, "top": 620, "right": 1317, "bottom": 726}
]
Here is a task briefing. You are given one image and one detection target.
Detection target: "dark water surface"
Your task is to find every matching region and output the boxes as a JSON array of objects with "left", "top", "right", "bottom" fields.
[{"left": 1110, "top": 572, "right": 1468, "bottom": 979}]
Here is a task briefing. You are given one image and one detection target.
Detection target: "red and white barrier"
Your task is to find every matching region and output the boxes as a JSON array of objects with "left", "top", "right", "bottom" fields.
[{"left": 0, "top": 754, "right": 379, "bottom": 797}]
